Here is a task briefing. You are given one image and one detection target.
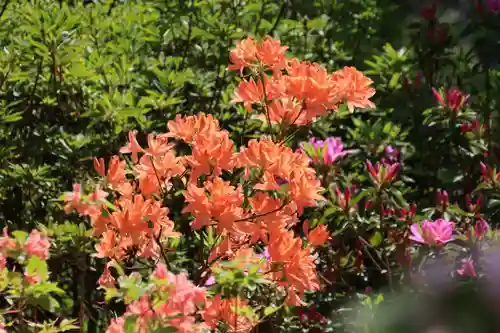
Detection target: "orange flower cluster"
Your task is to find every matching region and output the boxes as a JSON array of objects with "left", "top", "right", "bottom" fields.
[
  {"left": 203, "top": 295, "right": 257, "bottom": 333},
  {"left": 171, "top": 115, "right": 327, "bottom": 307},
  {"left": 64, "top": 37, "right": 376, "bottom": 333},
  {"left": 64, "top": 131, "right": 183, "bottom": 260},
  {"left": 229, "top": 36, "right": 376, "bottom": 125}
]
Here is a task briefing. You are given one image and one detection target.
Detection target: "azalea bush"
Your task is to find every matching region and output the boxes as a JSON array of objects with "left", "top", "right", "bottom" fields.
[{"left": 3, "top": 0, "right": 500, "bottom": 332}]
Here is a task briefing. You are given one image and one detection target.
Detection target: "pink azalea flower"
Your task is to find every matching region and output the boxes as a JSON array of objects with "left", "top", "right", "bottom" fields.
[
  {"left": 487, "top": 0, "right": 500, "bottom": 13},
  {"left": 409, "top": 219, "right": 454, "bottom": 246},
  {"left": 24, "top": 230, "right": 50, "bottom": 260},
  {"left": 457, "top": 258, "right": 477, "bottom": 277},
  {"left": 0, "top": 253, "right": 5, "bottom": 270},
  {"left": 300, "top": 137, "right": 354, "bottom": 165},
  {"left": 105, "top": 317, "right": 125, "bottom": 333},
  {"left": 98, "top": 263, "right": 116, "bottom": 288},
  {"left": 204, "top": 275, "right": 216, "bottom": 286},
  {"left": 474, "top": 218, "right": 490, "bottom": 240}
]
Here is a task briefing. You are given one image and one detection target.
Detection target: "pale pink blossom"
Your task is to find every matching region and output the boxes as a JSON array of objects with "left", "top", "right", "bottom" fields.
[
  {"left": 105, "top": 317, "right": 125, "bottom": 333},
  {"left": 98, "top": 263, "right": 116, "bottom": 288},
  {"left": 410, "top": 219, "right": 454, "bottom": 246},
  {"left": 457, "top": 258, "right": 477, "bottom": 277},
  {"left": 24, "top": 230, "right": 50, "bottom": 260}
]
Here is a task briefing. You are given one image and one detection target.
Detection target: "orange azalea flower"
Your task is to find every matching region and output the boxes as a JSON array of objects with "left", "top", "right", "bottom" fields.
[
  {"left": 120, "top": 130, "right": 143, "bottom": 163},
  {"left": 183, "top": 178, "right": 246, "bottom": 234},
  {"left": 267, "top": 227, "right": 320, "bottom": 304},
  {"left": 267, "top": 98, "right": 305, "bottom": 125},
  {"left": 134, "top": 149, "right": 185, "bottom": 196},
  {"left": 163, "top": 113, "right": 221, "bottom": 144},
  {"left": 105, "top": 318, "right": 125, "bottom": 333},
  {"left": 231, "top": 78, "right": 266, "bottom": 112},
  {"left": 330, "top": 66, "right": 376, "bottom": 112},
  {"left": 228, "top": 36, "right": 288, "bottom": 75},
  {"left": 303, "top": 222, "right": 330, "bottom": 246},
  {"left": 256, "top": 36, "right": 289, "bottom": 73},
  {"left": 184, "top": 130, "right": 236, "bottom": 181},
  {"left": 107, "top": 156, "right": 127, "bottom": 188},
  {"left": 203, "top": 295, "right": 257, "bottom": 333},
  {"left": 0, "top": 228, "right": 17, "bottom": 253},
  {"left": 24, "top": 230, "right": 50, "bottom": 260},
  {"left": 127, "top": 295, "right": 155, "bottom": 333},
  {"left": 98, "top": 262, "right": 117, "bottom": 288},
  {"left": 237, "top": 138, "right": 324, "bottom": 213},
  {"left": 64, "top": 183, "right": 86, "bottom": 214},
  {"left": 227, "top": 36, "right": 258, "bottom": 74},
  {"left": 143, "top": 133, "right": 174, "bottom": 158},
  {"left": 289, "top": 172, "right": 325, "bottom": 214}
]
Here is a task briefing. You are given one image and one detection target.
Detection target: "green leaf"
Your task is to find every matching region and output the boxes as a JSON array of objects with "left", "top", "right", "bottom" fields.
[
  {"left": 11, "top": 230, "right": 29, "bottom": 245},
  {"left": 58, "top": 319, "right": 79, "bottom": 332},
  {"left": 389, "top": 72, "right": 401, "bottom": 88},
  {"left": 264, "top": 304, "right": 280, "bottom": 317},
  {"left": 2, "top": 112, "right": 23, "bottom": 123},
  {"left": 369, "top": 231, "right": 383, "bottom": 247},
  {"left": 26, "top": 256, "right": 49, "bottom": 281}
]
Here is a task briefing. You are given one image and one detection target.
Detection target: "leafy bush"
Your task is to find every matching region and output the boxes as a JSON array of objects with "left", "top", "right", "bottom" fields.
[{"left": 2, "top": 0, "right": 500, "bottom": 332}]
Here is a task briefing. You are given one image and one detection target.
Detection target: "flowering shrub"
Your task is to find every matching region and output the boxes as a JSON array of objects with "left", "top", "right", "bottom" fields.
[
  {"left": 0, "top": 227, "right": 77, "bottom": 332},
  {"left": 4, "top": 1, "right": 500, "bottom": 333},
  {"left": 59, "top": 36, "right": 375, "bottom": 332}
]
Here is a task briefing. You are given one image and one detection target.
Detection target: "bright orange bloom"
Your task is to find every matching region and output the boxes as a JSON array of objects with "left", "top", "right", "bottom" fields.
[
  {"left": 237, "top": 138, "right": 324, "bottom": 213},
  {"left": 231, "top": 78, "right": 266, "bottom": 112},
  {"left": 330, "top": 66, "right": 376, "bottom": 112},
  {"left": 203, "top": 295, "right": 257, "bottom": 333},
  {"left": 267, "top": 98, "right": 304, "bottom": 125},
  {"left": 120, "top": 130, "right": 143, "bottom": 163},
  {"left": 267, "top": 227, "right": 320, "bottom": 305},
  {"left": 24, "top": 230, "right": 50, "bottom": 260},
  {"left": 106, "top": 156, "right": 127, "bottom": 188},
  {"left": 98, "top": 262, "right": 117, "bottom": 288},
  {"left": 0, "top": 228, "right": 17, "bottom": 253},
  {"left": 163, "top": 113, "right": 221, "bottom": 144},
  {"left": 228, "top": 36, "right": 288, "bottom": 74},
  {"left": 256, "top": 36, "right": 289, "bottom": 73},
  {"left": 182, "top": 178, "right": 246, "bottom": 233},
  {"left": 64, "top": 183, "right": 86, "bottom": 214},
  {"left": 303, "top": 221, "right": 330, "bottom": 246},
  {"left": 105, "top": 318, "right": 125, "bottom": 333},
  {"left": 227, "top": 36, "right": 258, "bottom": 74},
  {"left": 184, "top": 130, "right": 236, "bottom": 180},
  {"left": 94, "top": 157, "right": 106, "bottom": 177},
  {"left": 134, "top": 148, "right": 185, "bottom": 196}
]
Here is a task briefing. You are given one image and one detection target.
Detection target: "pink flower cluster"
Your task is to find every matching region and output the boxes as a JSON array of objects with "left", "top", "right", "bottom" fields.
[{"left": 105, "top": 263, "right": 207, "bottom": 333}]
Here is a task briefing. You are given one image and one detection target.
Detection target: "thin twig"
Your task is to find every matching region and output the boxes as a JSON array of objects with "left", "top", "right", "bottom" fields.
[{"left": 234, "top": 201, "right": 288, "bottom": 222}]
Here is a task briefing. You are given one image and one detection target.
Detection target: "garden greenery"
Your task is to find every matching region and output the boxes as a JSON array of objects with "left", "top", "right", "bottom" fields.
[{"left": 2, "top": 0, "right": 500, "bottom": 333}]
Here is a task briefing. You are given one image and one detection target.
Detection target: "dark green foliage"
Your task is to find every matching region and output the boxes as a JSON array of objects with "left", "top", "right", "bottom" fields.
[{"left": 2, "top": 0, "right": 500, "bottom": 332}]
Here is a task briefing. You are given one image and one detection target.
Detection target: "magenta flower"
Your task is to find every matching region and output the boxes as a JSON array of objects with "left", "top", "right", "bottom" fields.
[
  {"left": 204, "top": 275, "right": 216, "bottom": 287},
  {"left": 365, "top": 160, "right": 400, "bottom": 184},
  {"left": 487, "top": 0, "right": 500, "bottom": 13},
  {"left": 474, "top": 218, "right": 490, "bottom": 240},
  {"left": 261, "top": 246, "right": 271, "bottom": 261},
  {"left": 409, "top": 219, "right": 454, "bottom": 246},
  {"left": 456, "top": 258, "right": 477, "bottom": 278},
  {"left": 300, "top": 137, "right": 354, "bottom": 165},
  {"left": 432, "top": 87, "right": 469, "bottom": 113}
]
